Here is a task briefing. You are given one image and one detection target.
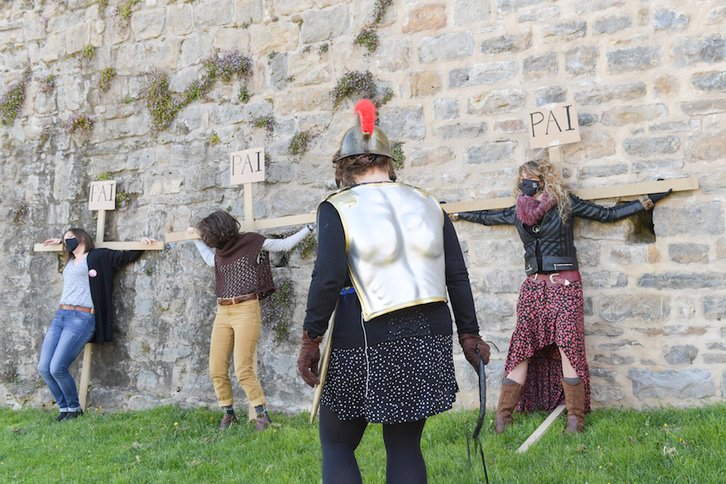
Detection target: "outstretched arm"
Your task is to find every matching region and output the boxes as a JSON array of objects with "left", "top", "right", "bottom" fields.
[
  {"left": 261, "top": 224, "right": 315, "bottom": 252},
  {"left": 454, "top": 206, "right": 517, "bottom": 226}
]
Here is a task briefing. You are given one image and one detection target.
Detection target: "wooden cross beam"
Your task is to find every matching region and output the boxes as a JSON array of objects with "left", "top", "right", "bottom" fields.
[{"left": 33, "top": 181, "right": 163, "bottom": 410}]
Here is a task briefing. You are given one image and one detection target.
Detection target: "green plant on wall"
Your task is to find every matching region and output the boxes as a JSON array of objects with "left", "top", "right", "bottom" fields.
[
  {"left": 353, "top": 27, "right": 380, "bottom": 53},
  {"left": 288, "top": 130, "right": 314, "bottom": 156},
  {"left": 252, "top": 115, "right": 277, "bottom": 136},
  {"left": 11, "top": 202, "right": 28, "bottom": 224},
  {"left": 39, "top": 74, "right": 56, "bottom": 95},
  {"left": 209, "top": 132, "right": 221, "bottom": 146},
  {"left": 0, "top": 68, "right": 31, "bottom": 126},
  {"left": 330, "top": 70, "right": 393, "bottom": 109},
  {"left": 98, "top": 67, "right": 116, "bottom": 93},
  {"left": 142, "top": 49, "right": 252, "bottom": 137},
  {"left": 260, "top": 279, "right": 296, "bottom": 344},
  {"left": 64, "top": 113, "right": 94, "bottom": 138},
  {"left": 115, "top": 0, "right": 141, "bottom": 32},
  {"left": 390, "top": 140, "right": 405, "bottom": 170},
  {"left": 238, "top": 84, "right": 250, "bottom": 104},
  {"left": 78, "top": 44, "right": 96, "bottom": 69}
]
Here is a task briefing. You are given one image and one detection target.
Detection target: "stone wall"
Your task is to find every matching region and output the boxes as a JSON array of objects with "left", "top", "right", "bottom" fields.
[{"left": 1, "top": 0, "right": 725, "bottom": 413}]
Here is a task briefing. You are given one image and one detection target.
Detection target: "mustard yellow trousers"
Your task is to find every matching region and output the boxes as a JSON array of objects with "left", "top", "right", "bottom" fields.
[{"left": 209, "top": 300, "right": 266, "bottom": 408}]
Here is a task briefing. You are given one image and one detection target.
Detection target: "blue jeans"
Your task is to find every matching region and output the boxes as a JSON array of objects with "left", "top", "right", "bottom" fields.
[{"left": 37, "top": 309, "right": 95, "bottom": 411}]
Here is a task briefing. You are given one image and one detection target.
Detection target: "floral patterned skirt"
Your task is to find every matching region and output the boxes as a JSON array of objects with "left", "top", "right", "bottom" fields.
[{"left": 505, "top": 277, "right": 591, "bottom": 413}]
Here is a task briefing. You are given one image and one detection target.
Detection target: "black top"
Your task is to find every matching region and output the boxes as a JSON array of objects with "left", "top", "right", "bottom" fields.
[
  {"left": 303, "top": 201, "right": 479, "bottom": 340},
  {"left": 86, "top": 248, "right": 144, "bottom": 343},
  {"left": 458, "top": 194, "right": 646, "bottom": 275}
]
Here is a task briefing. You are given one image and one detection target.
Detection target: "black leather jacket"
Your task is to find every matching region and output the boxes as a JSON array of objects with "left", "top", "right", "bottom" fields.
[{"left": 458, "top": 194, "right": 646, "bottom": 275}]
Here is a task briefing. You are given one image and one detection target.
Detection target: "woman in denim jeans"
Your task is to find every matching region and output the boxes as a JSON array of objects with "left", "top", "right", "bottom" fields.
[{"left": 39, "top": 228, "right": 156, "bottom": 421}]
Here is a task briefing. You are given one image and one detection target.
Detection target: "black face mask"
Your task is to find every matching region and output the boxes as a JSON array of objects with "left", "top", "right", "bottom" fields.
[
  {"left": 520, "top": 179, "right": 541, "bottom": 197},
  {"left": 65, "top": 237, "right": 79, "bottom": 254}
]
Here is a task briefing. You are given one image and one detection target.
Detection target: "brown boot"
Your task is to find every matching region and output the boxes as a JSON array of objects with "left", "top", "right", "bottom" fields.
[
  {"left": 495, "top": 381, "right": 524, "bottom": 434},
  {"left": 255, "top": 412, "right": 271, "bottom": 433},
  {"left": 562, "top": 379, "right": 585, "bottom": 433},
  {"left": 219, "top": 413, "right": 239, "bottom": 430}
]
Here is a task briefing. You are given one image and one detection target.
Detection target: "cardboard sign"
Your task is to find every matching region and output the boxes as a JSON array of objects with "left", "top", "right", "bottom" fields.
[
  {"left": 230, "top": 148, "right": 265, "bottom": 185},
  {"left": 528, "top": 102, "right": 581, "bottom": 149},
  {"left": 89, "top": 180, "right": 116, "bottom": 211}
]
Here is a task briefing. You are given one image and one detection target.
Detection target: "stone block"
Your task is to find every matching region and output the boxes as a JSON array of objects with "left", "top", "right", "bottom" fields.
[
  {"left": 448, "top": 61, "right": 517, "bottom": 88},
  {"left": 379, "top": 106, "right": 425, "bottom": 140},
  {"left": 419, "top": 32, "right": 473, "bottom": 63},
  {"left": 607, "top": 46, "right": 662, "bottom": 74},
  {"left": 573, "top": 0, "right": 625, "bottom": 14},
  {"left": 288, "top": 49, "right": 331, "bottom": 86},
  {"left": 602, "top": 104, "right": 668, "bottom": 127},
  {"left": 668, "top": 243, "right": 709, "bottom": 264},
  {"left": 494, "top": 119, "right": 527, "bottom": 133},
  {"left": 534, "top": 85, "right": 566, "bottom": 105},
  {"left": 578, "top": 113, "right": 597, "bottom": 126},
  {"left": 593, "top": 354, "right": 634, "bottom": 365},
  {"left": 411, "top": 70, "right": 442, "bottom": 97},
  {"left": 655, "top": 203, "right": 724, "bottom": 237},
  {"left": 673, "top": 34, "right": 726, "bottom": 66},
  {"left": 703, "top": 354, "right": 726, "bottom": 364},
  {"left": 623, "top": 135, "right": 680, "bottom": 157},
  {"left": 591, "top": 385, "right": 625, "bottom": 403},
  {"left": 717, "top": 237, "right": 726, "bottom": 259},
  {"left": 274, "top": 87, "right": 333, "bottom": 115},
  {"left": 376, "top": 40, "right": 412, "bottom": 72},
  {"left": 300, "top": 6, "right": 349, "bottom": 43},
  {"left": 408, "top": 146, "right": 455, "bottom": 167},
  {"left": 599, "top": 294, "right": 670, "bottom": 323},
  {"left": 706, "top": 6, "right": 726, "bottom": 25},
  {"left": 467, "top": 89, "right": 527, "bottom": 116},
  {"left": 483, "top": 270, "right": 523, "bottom": 294},
  {"left": 610, "top": 244, "right": 659, "bottom": 264},
  {"left": 581, "top": 270, "right": 627, "bottom": 289},
  {"left": 680, "top": 99, "right": 726, "bottom": 115},
  {"left": 522, "top": 52, "right": 557, "bottom": 80},
  {"left": 654, "top": 75, "right": 680, "bottom": 97},
  {"left": 403, "top": 4, "right": 447, "bottom": 33},
  {"left": 633, "top": 158, "right": 684, "bottom": 173},
  {"left": 691, "top": 71, "right": 726, "bottom": 92},
  {"left": 664, "top": 345, "right": 698, "bottom": 365},
  {"left": 274, "top": 0, "right": 314, "bottom": 16},
  {"left": 586, "top": 323, "right": 624, "bottom": 337},
  {"left": 638, "top": 272, "right": 726, "bottom": 290},
  {"left": 453, "top": 0, "right": 491, "bottom": 26},
  {"left": 480, "top": 32, "right": 533, "bottom": 54},
  {"left": 654, "top": 8, "right": 690, "bottom": 31},
  {"left": 675, "top": 298, "right": 696, "bottom": 320},
  {"left": 628, "top": 369, "right": 715, "bottom": 400},
  {"left": 702, "top": 296, "right": 726, "bottom": 320},
  {"left": 563, "top": 130, "right": 616, "bottom": 162},
  {"left": 593, "top": 15, "right": 632, "bottom": 35},
  {"left": 465, "top": 140, "right": 518, "bottom": 165},
  {"left": 575, "top": 82, "right": 646, "bottom": 106},
  {"left": 518, "top": 6, "right": 559, "bottom": 22},
  {"left": 564, "top": 46, "right": 598, "bottom": 77},
  {"left": 250, "top": 21, "right": 299, "bottom": 52},
  {"left": 542, "top": 22, "right": 586, "bottom": 41},
  {"left": 433, "top": 122, "right": 486, "bottom": 140},
  {"left": 578, "top": 163, "right": 628, "bottom": 179},
  {"left": 433, "top": 99, "right": 458, "bottom": 120},
  {"left": 131, "top": 8, "right": 166, "bottom": 40},
  {"left": 497, "top": 0, "right": 549, "bottom": 14}
]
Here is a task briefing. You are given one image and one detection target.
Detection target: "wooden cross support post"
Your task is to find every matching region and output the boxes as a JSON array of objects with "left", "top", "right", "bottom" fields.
[{"left": 33, "top": 180, "right": 164, "bottom": 410}]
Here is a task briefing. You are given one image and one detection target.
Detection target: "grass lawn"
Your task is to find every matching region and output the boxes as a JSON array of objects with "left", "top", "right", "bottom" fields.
[{"left": 1, "top": 403, "right": 725, "bottom": 483}]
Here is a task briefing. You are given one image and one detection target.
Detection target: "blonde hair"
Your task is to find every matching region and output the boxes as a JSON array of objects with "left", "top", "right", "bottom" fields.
[{"left": 515, "top": 160, "right": 572, "bottom": 220}]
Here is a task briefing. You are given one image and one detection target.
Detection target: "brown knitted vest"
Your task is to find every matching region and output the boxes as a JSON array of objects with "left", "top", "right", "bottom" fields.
[{"left": 214, "top": 233, "right": 275, "bottom": 299}]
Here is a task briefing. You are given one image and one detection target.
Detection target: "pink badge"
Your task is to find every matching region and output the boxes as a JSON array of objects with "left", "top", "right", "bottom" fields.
[{"left": 88, "top": 269, "right": 98, "bottom": 278}]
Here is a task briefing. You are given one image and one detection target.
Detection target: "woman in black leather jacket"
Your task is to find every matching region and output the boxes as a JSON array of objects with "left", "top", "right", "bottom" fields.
[{"left": 453, "top": 160, "right": 671, "bottom": 434}]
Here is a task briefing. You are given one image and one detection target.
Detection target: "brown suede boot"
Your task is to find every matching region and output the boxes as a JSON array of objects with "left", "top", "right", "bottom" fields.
[
  {"left": 562, "top": 378, "right": 585, "bottom": 433},
  {"left": 218, "top": 413, "right": 239, "bottom": 430},
  {"left": 495, "top": 382, "right": 524, "bottom": 434}
]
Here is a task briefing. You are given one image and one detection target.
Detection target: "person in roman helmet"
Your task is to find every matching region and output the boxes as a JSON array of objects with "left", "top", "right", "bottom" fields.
[{"left": 297, "top": 99, "right": 490, "bottom": 483}]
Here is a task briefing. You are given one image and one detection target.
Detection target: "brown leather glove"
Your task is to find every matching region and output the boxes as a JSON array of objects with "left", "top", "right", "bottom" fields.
[
  {"left": 298, "top": 330, "right": 324, "bottom": 387},
  {"left": 459, "top": 334, "right": 490, "bottom": 371}
]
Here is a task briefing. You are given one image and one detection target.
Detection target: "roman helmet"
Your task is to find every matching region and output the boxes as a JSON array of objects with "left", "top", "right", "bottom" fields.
[{"left": 335, "top": 99, "right": 392, "bottom": 162}]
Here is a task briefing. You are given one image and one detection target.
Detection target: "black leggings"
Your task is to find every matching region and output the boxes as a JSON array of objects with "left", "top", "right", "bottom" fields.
[{"left": 319, "top": 404, "right": 427, "bottom": 484}]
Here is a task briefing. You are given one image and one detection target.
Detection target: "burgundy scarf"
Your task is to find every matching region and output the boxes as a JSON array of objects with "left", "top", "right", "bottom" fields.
[{"left": 516, "top": 192, "right": 557, "bottom": 226}]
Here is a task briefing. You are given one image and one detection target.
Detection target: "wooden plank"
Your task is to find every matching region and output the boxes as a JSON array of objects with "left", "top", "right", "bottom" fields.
[
  {"left": 96, "top": 209, "right": 106, "bottom": 244},
  {"left": 78, "top": 343, "right": 93, "bottom": 410},
  {"left": 165, "top": 213, "right": 316, "bottom": 243},
  {"left": 244, "top": 183, "right": 255, "bottom": 233},
  {"left": 516, "top": 404, "right": 566, "bottom": 453},
  {"left": 443, "top": 177, "right": 699, "bottom": 214},
  {"left": 34, "top": 241, "right": 165, "bottom": 252},
  {"left": 310, "top": 310, "right": 336, "bottom": 424}
]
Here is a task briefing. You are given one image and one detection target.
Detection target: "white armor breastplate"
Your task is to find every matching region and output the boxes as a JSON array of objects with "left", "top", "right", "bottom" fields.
[{"left": 326, "top": 182, "right": 448, "bottom": 321}]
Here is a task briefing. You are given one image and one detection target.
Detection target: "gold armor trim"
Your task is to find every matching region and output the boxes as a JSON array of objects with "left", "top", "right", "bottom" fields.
[{"left": 326, "top": 182, "right": 448, "bottom": 321}]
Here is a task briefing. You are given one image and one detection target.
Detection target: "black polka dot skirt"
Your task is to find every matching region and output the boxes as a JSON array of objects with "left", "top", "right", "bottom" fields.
[{"left": 320, "top": 299, "right": 459, "bottom": 424}]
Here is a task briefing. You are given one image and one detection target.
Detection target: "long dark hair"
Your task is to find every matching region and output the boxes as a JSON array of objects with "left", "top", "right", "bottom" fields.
[
  {"left": 62, "top": 228, "right": 95, "bottom": 265},
  {"left": 334, "top": 152, "right": 397, "bottom": 188},
  {"left": 196, "top": 211, "right": 241, "bottom": 249}
]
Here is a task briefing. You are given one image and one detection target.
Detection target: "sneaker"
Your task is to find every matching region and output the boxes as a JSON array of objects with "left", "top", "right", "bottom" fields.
[
  {"left": 219, "top": 413, "right": 239, "bottom": 430},
  {"left": 55, "top": 412, "right": 69, "bottom": 422},
  {"left": 255, "top": 412, "right": 271, "bottom": 432},
  {"left": 65, "top": 409, "right": 84, "bottom": 420}
]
